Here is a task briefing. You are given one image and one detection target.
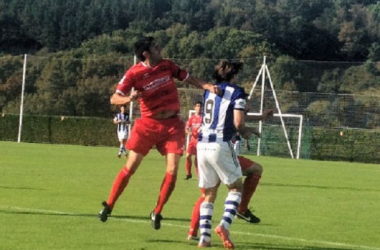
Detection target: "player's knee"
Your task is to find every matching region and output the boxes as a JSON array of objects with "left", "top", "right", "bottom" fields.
[
  {"left": 204, "top": 192, "right": 217, "bottom": 203},
  {"left": 256, "top": 163, "right": 263, "bottom": 175},
  {"left": 166, "top": 162, "right": 180, "bottom": 175},
  {"left": 246, "top": 163, "right": 263, "bottom": 176},
  {"left": 123, "top": 166, "right": 136, "bottom": 175},
  {"left": 227, "top": 178, "right": 243, "bottom": 192}
]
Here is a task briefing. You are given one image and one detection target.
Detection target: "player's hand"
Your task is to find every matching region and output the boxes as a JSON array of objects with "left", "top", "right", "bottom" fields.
[
  {"left": 241, "top": 131, "right": 252, "bottom": 140},
  {"left": 129, "top": 90, "right": 141, "bottom": 101},
  {"left": 263, "top": 109, "right": 274, "bottom": 120},
  {"left": 245, "top": 140, "right": 251, "bottom": 151},
  {"left": 252, "top": 128, "right": 261, "bottom": 138},
  {"left": 242, "top": 127, "right": 260, "bottom": 139}
]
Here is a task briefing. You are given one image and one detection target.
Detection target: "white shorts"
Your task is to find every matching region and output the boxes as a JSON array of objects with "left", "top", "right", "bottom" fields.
[
  {"left": 117, "top": 131, "right": 128, "bottom": 140},
  {"left": 197, "top": 141, "right": 242, "bottom": 189}
]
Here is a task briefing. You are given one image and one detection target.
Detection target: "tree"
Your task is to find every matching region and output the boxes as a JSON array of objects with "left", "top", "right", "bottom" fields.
[{"left": 317, "top": 69, "right": 344, "bottom": 93}]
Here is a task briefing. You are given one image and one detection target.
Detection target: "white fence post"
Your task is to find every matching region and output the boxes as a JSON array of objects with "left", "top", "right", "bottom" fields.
[
  {"left": 17, "top": 54, "right": 27, "bottom": 143},
  {"left": 128, "top": 55, "right": 137, "bottom": 137}
]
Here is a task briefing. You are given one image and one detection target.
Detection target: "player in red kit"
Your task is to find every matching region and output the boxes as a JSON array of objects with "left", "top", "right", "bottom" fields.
[
  {"left": 184, "top": 102, "right": 203, "bottom": 180},
  {"left": 98, "top": 36, "right": 220, "bottom": 230}
]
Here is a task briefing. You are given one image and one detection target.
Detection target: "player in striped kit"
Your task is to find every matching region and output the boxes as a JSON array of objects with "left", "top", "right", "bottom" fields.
[
  {"left": 196, "top": 60, "right": 260, "bottom": 249},
  {"left": 114, "top": 105, "right": 130, "bottom": 158}
]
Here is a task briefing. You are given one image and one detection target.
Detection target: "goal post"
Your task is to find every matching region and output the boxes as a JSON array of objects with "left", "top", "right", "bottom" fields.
[
  {"left": 187, "top": 109, "right": 303, "bottom": 159},
  {"left": 246, "top": 112, "right": 303, "bottom": 159},
  {"left": 247, "top": 56, "right": 304, "bottom": 159}
]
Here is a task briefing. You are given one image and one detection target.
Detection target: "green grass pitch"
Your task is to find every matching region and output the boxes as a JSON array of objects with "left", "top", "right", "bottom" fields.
[{"left": 0, "top": 141, "right": 379, "bottom": 250}]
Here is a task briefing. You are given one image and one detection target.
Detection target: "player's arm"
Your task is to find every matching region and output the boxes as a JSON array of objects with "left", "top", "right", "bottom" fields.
[
  {"left": 184, "top": 76, "right": 221, "bottom": 95},
  {"left": 245, "top": 108, "right": 274, "bottom": 122},
  {"left": 185, "top": 126, "right": 191, "bottom": 135},
  {"left": 185, "top": 118, "right": 192, "bottom": 135},
  {"left": 169, "top": 60, "right": 221, "bottom": 94},
  {"left": 110, "top": 90, "right": 141, "bottom": 105},
  {"left": 111, "top": 70, "right": 141, "bottom": 106},
  {"left": 234, "top": 110, "right": 260, "bottom": 140},
  {"left": 234, "top": 109, "right": 250, "bottom": 139},
  {"left": 233, "top": 95, "right": 260, "bottom": 139},
  {"left": 113, "top": 117, "right": 119, "bottom": 124}
]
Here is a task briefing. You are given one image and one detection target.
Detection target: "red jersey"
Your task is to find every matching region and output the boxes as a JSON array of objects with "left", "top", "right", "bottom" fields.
[
  {"left": 116, "top": 59, "right": 189, "bottom": 118},
  {"left": 186, "top": 114, "right": 203, "bottom": 140}
]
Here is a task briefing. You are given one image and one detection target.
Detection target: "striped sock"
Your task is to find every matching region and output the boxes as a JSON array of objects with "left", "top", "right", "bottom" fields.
[
  {"left": 220, "top": 191, "right": 241, "bottom": 230},
  {"left": 199, "top": 202, "right": 213, "bottom": 243}
]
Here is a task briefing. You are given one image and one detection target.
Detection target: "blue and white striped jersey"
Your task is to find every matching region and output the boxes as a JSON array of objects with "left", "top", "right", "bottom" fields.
[
  {"left": 115, "top": 112, "right": 129, "bottom": 132},
  {"left": 198, "top": 82, "right": 247, "bottom": 142}
]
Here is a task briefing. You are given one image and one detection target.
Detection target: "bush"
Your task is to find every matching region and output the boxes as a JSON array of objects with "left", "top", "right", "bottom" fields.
[
  {"left": 0, "top": 114, "right": 117, "bottom": 146},
  {"left": 1, "top": 114, "right": 380, "bottom": 163}
]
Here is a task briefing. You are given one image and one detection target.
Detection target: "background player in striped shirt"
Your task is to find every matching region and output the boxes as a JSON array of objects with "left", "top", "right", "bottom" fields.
[
  {"left": 98, "top": 36, "right": 220, "bottom": 230},
  {"left": 196, "top": 60, "right": 260, "bottom": 248},
  {"left": 184, "top": 101, "right": 203, "bottom": 180},
  {"left": 114, "top": 105, "right": 130, "bottom": 158}
]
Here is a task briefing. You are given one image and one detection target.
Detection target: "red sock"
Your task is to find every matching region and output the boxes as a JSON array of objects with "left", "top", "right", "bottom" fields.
[
  {"left": 107, "top": 167, "right": 134, "bottom": 209},
  {"left": 238, "top": 174, "right": 261, "bottom": 213},
  {"left": 154, "top": 173, "right": 177, "bottom": 214},
  {"left": 185, "top": 158, "right": 192, "bottom": 175},
  {"left": 188, "top": 195, "right": 205, "bottom": 237}
]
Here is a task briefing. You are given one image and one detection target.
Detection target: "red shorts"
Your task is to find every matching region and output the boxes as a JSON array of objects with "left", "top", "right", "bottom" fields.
[
  {"left": 126, "top": 116, "right": 185, "bottom": 156},
  {"left": 187, "top": 138, "right": 198, "bottom": 155},
  {"left": 238, "top": 155, "right": 254, "bottom": 172}
]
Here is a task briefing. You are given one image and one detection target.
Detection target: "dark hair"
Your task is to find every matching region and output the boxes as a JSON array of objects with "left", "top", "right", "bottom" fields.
[
  {"left": 212, "top": 60, "right": 243, "bottom": 83},
  {"left": 195, "top": 101, "right": 203, "bottom": 106},
  {"left": 134, "top": 36, "right": 155, "bottom": 61}
]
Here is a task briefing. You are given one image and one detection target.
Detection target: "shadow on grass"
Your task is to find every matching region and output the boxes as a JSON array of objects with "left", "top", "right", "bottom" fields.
[
  {"left": 0, "top": 209, "right": 367, "bottom": 250},
  {"left": 261, "top": 182, "right": 380, "bottom": 192},
  {"left": 0, "top": 209, "right": 191, "bottom": 223},
  {"left": 113, "top": 214, "right": 190, "bottom": 222},
  {"left": 0, "top": 185, "right": 46, "bottom": 191},
  {"left": 0, "top": 208, "right": 277, "bottom": 228},
  {"left": 239, "top": 242, "right": 361, "bottom": 250},
  {"left": 0, "top": 209, "right": 95, "bottom": 218},
  {"left": 146, "top": 239, "right": 359, "bottom": 250}
]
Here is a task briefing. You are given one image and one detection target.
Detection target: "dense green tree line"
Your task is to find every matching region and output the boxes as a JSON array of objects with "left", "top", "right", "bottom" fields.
[
  {"left": 0, "top": 0, "right": 380, "bottom": 128},
  {"left": 1, "top": 27, "right": 380, "bottom": 127},
  {"left": 1, "top": 0, "right": 380, "bottom": 61}
]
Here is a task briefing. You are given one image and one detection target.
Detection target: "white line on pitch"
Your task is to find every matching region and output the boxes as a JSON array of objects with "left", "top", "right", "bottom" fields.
[{"left": 3, "top": 206, "right": 380, "bottom": 250}]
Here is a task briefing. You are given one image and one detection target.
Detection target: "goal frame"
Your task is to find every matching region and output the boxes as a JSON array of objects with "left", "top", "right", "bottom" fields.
[
  {"left": 246, "top": 112, "right": 303, "bottom": 159},
  {"left": 248, "top": 56, "right": 303, "bottom": 159}
]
